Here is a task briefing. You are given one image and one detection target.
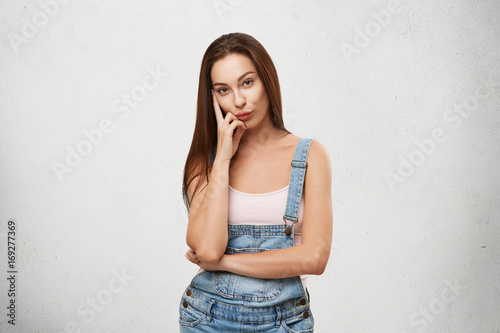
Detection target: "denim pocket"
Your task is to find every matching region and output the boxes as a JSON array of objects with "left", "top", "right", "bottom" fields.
[
  {"left": 179, "top": 299, "right": 207, "bottom": 328},
  {"left": 215, "top": 271, "right": 284, "bottom": 302},
  {"left": 281, "top": 309, "right": 314, "bottom": 333},
  {"left": 214, "top": 226, "right": 293, "bottom": 302},
  {"left": 215, "top": 244, "right": 284, "bottom": 302}
]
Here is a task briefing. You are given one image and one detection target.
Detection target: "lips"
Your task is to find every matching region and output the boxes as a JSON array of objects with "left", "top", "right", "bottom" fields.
[{"left": 236, "top": 111, "right": 252, "bottom": 120}]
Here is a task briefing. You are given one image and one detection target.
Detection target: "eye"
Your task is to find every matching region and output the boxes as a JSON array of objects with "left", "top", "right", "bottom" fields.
[
  {"left": 243, "top": 79, "right": 253, "bottom": 86},
  {"left": 217, "top": 88, "right": 228, "bottom": 95}
]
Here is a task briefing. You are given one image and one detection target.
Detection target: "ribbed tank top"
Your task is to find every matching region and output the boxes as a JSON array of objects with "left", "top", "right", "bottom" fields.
[{"left": 228, "top": 184, "right": 307, "bottom": 289}]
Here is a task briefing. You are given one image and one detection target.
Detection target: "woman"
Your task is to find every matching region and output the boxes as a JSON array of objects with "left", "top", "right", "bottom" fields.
[{"left": 180, "top": 32, "right": 333, "bottom": 332}]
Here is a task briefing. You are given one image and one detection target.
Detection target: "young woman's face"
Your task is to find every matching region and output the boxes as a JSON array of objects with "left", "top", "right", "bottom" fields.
[{"left": 211, "top": 53, "right": 270, "bottom": 128}]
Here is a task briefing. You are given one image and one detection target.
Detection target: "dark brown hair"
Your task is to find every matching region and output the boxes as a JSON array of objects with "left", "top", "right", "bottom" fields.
[{"left": 181, "top": 32, "right": 290, "bottom": 212}]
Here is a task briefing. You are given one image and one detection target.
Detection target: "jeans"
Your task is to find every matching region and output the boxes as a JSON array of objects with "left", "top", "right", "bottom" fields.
[{"left": 179, "top": 284, "right": 314, "bottom": 332}]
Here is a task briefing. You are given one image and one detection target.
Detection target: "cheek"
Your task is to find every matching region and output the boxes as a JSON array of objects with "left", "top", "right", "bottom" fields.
[
  {"left": 256, "top": 88, "right": 269, "bottom": 107},
  {"left": 251, "top": 86, "right": 266, "bottom": 105},
  {"left": 218, "top": 99, "right": 231, "bottom": 113}
]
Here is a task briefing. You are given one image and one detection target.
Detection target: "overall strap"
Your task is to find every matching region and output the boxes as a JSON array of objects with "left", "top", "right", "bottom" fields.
[{"left": 283, "top": 138, "right": 314, "bottom": 224}]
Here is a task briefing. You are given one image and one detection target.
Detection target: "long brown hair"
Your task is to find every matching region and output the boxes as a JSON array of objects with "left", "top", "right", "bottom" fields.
[{"left": 182, "top": 32, "right": 291, "bottom": 212}]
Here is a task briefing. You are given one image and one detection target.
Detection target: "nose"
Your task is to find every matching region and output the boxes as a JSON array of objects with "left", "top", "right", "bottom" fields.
[{"left": 233, "top": 90, "right": 246, "bottom": 108}]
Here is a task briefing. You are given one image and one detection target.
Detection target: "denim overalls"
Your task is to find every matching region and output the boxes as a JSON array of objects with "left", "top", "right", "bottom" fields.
[{"left": 179, "top": 138, "right": 315, "bottom": 332}]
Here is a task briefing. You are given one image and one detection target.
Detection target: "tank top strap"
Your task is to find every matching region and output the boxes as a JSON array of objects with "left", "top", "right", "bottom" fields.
[{"left": 283, "top": 138, "right": 314, "bottom": 223}]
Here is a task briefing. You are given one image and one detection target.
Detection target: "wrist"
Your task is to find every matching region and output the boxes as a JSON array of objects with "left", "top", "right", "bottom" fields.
[{"left": 213, "top": 155, "right": 231, "bottom": 169}]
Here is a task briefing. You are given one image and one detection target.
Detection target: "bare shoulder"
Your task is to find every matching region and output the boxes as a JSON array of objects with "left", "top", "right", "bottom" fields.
[
  {"left": 308, "top": 140, "right": 331, "bottom": 167},
  {"left": 306, "top": 140, "right": 332, "bottom": 187}
]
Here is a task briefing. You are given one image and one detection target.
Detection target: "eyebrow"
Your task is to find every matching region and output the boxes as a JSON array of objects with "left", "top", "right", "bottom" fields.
[{"left": 213, "top": 71, "right": 255, "bottom": 87}]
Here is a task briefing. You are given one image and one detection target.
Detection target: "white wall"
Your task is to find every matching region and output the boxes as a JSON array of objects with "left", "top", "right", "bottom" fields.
[{"left": 1, "top": 0, "right": 499, "bottom": 332}]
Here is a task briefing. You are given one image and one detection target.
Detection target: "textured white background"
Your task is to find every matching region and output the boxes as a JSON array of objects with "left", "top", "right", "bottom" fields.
[{"left": 1, "top": 0, "right": 499, "bottom": 332}]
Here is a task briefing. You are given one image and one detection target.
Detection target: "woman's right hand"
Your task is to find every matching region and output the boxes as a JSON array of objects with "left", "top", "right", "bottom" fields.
[{"left": 212, "top": 90, "right": 247, "bottom": 161}]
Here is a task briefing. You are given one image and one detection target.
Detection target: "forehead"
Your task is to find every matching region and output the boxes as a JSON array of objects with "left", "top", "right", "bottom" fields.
[{"left": 211, "top": 53, "right": 257, "bottom": 83}]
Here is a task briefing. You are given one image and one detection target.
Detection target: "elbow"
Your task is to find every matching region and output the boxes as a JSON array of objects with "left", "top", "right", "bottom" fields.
[
  {"left": 186, "top": 237, "right": 226, "bottom": 264},
  {"left": 186, "top": 238, "right": 226, "bottom": 265},
  {"left": 185, "top": 240, "right": 222, "bottom": 265},
  {"left": 313, "top": 259, "right": 328, "bottom": 275},
  {"left": 196, "top": 249, "right": 224, "bottom": 265},
  {"left": 304, "top": 248, "right": 330, "bottom": 275}
]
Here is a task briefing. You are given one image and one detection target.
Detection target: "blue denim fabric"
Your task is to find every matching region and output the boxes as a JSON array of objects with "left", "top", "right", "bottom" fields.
[{"left": 180, "top": 138, "right": 315, "bottom": 332}]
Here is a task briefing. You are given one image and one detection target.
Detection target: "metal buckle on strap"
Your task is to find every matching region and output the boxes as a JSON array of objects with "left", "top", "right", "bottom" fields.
[
  {"left": 291, "top": 160, "right": 307, "bottom": 168},
  {"left": 283, "top": 215, "right": 297, "bottom": 236}
]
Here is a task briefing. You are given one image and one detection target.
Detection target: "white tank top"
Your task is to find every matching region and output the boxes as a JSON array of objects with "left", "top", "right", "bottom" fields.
[{"left": 228, "top": 184, "right": 307, "bottom": 289}]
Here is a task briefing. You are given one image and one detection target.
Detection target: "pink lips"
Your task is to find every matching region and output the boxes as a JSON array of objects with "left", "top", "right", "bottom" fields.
[{"left": 236, "top": 111, "right": 252, "bottom": 120}]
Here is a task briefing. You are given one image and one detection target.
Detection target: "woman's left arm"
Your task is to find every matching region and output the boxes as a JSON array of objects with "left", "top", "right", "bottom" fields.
[{"left": 186, "top": 141, "right": 333, "bottom": 279}]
